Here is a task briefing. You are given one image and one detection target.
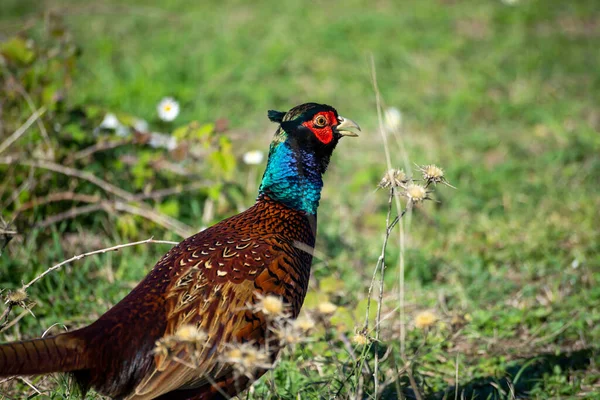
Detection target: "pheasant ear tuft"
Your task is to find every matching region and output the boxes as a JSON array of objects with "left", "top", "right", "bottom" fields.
[{"left": 268, "top": 110, "right": 287, "bottom": 123}]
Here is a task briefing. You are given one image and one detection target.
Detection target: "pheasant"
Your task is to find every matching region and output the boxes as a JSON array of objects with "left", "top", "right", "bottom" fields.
[{"left": 0, "top": 103, "right": 360, "bottom": 399}]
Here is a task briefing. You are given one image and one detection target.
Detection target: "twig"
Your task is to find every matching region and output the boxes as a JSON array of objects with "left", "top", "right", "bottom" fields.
[
  {"left": 369, "top": 189, "right": 408, "bottom": 398},
  {"left": 33, "top": 203, "right": 107, "bottom": 229},
  {"left": 68, "top": 138, "right": 132, "bottom": 162},
  {"left": 17, "top": 181, "right": 209, "bottom": 220},
  {"left": 1, "top": 64, "right": 52, "bottom": 155},
  {"left": 32, "top": 200, "right": 195, "bottom": 238},
  {"left": 131, "top": 181, "right": 210, "bottom": 201},
  {"left": 454, "top": 353, "right": 459, "bottom": 400},
  {"left": 406, "top": 365, "right": 423, "bottom": 400},
  {"left": 111, "top": 201, "right": 194, "bottom": 238},
  {"left": 0, "top": 166, "right": 35, "bottom": 212},
  {"left": 0, "top": 303, "right": 13, "bottom": 331},
  {"left": 370, "top": 54, "right": 409, "bottom": 357},
  {"left": 0, "top": 308, "right": 30, "bottom": 334},
  {"left": 0, "top": 107, "right": 46, "bottom": 155},
  {"left": 0, "top": 156, "right": 136, "bottom": 201},
  {"left": 21, "top": 237, "right": 178, "bottom": 291},
  {"left": 17, "top": 192, "right": 102, "bottom": 212}
]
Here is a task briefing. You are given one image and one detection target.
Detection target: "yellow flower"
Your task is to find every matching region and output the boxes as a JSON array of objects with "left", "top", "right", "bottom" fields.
[{"left": 414, "top": 311, "right": 438, "bottom": 329}]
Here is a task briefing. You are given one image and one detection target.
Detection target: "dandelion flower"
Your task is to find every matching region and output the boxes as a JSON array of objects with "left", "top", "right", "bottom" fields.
[
  {"left": 404, "top": 183, "right": 429, "bottom": 205},
  {"left": 243, "top": 150, "right": 264, "bottom": 165},
  {"left": 384, "top": 107, "right": 402, "bottom": 132},
  {"left": 414, "top": 310, "right": 437, "bottom": 329},
  {"left": 157, "top": 97, "right": 180, "bottom": 122},
  {"left": 317, "top": 301, "right": 337, "bottom": 315},
  {"left": 378, "top": 168, "right": 407, "bottom": 189}
]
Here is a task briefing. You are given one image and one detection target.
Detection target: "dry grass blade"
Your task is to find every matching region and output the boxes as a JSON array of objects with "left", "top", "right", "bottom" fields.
[
  {"left": 0, "top": 107, "right": 46, "bottom": 155},
  {"left": 21, "top": 237, "right": 178, "bottom": 291},
  {"left": 0, "top": 156, "right": 136, "bottom": 201}
]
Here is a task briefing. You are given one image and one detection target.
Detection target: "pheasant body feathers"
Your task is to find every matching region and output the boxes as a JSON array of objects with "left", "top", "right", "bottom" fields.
[{"left": 0, "top": 103, "right": 360, "bottom": 399}]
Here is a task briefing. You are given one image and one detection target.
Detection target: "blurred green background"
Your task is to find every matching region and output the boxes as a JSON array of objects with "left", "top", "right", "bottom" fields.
[{"left": 0, "top": 0, "right": 599, "bottom": 398}]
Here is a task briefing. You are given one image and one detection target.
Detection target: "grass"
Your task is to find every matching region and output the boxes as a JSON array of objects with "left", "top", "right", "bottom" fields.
[{"left": 1, "top": 0, "right": 599, "bottom": 398}]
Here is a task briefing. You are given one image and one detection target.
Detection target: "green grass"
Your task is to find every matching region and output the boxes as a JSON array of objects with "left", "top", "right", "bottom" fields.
[{"left": 1, "top": 0, "right": 599, "bottom": 398}]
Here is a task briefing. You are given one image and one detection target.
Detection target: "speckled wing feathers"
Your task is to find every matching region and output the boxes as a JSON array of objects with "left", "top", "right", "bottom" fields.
[{"left": 126, "top": 196, "right": 315, "bottom": 399}]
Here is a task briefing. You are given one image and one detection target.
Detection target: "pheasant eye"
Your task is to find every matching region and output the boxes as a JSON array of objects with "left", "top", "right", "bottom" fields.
[{"left": 313, "top": 115, "right": 327, "bottom": 128}]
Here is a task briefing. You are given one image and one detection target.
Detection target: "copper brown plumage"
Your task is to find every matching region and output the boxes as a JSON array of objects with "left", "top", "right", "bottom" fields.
[{"left": 0, "top": 103, "right": 360, "bottom": 399}]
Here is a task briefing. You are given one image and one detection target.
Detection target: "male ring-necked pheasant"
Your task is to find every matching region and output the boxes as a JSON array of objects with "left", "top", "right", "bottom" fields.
[{"left": 0, "top": 103, "right": 360, "bottom": 399}]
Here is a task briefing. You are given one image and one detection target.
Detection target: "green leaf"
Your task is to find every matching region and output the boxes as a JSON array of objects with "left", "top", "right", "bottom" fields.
[
  {"left": 0, "top": 37, "right": 35, "bottom": 65},
  {"left": 157, "top": 200, "right": 180, "bottom": 217},
  {"left": 320, "top": 276, "right": 344, "bottom": 294},
  {"left": 354, "top": 298, "right": 378, "bottom": 322}
]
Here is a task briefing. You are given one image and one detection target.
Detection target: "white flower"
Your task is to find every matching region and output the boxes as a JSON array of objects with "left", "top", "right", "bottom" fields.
[
  {"left": 99, "top": 113, "right": 120, "bottom": 130},
  {"left": 384, "top": 107, "right": 402, "bottom": 132},
  {"left": 243, "top": 150, "right": 264, "bottom": 165},
  {"left": 157, "top": 97, "right": 180, "bottom": 122},
  {"left": 116, "top": 125, "right": 130, "bottom": 137},
  {"left": 134, "top": 118, "right": 149, "bottom": 132},
  {"left": 149, "top": 132, "right": 178, "bottom": 150}
]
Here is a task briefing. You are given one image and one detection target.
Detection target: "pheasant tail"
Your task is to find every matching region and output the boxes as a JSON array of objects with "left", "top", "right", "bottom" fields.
[{"left": 0, "top": 331, "right": 90, "bottom": 376}]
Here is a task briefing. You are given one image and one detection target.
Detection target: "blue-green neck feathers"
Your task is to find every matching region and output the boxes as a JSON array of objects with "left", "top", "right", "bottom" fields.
[{"left": 258, "top": 140, "right": 324, "bottom": 215}]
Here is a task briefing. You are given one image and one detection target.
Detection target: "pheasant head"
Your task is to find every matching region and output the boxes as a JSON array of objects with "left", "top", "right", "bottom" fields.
[{"left": 259, "top": 103, "right": 360, "bottom": 215}]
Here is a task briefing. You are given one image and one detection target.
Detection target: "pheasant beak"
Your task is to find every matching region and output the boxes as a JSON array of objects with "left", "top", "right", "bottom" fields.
[{"left": 335, "top": 116, "right": 361, "bottom": 137}]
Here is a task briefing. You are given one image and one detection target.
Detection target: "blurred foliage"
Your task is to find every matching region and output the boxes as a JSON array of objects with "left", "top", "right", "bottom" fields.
[
  {"left": 0, "top": 15, "right": 239, "bottom": 242},
  {"left": 0, "top": 1, "right": 599, "bottom": 399}
]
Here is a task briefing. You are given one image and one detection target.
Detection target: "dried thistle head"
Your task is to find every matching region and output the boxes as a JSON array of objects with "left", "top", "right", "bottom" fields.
[
  {"left": 154, "top": 340, "right": 169, "bottom": 357},
  {"left": 293, "top": 316, "right": 315, "bottom": 332},
  {"left": 221, "top": 342, "right": 271, "bottom": 379},
  {"left": 414, "top": 310, "right": 438, "bottom": 329},
  {"left": 352, "top": 331, "right": 370, "bottom": 346},
  {"left": 6, "top": 289, "right": 27, "bottom": 304},
  {"left": 404, "top": 183, "right": 430, "bottom": 205},
  {"left": 378, "top": 169, "right": 407, "bottom": 189},
  {"left": 271, "top": 320, "right": 305, "bottom": 347},
  {"left": 418, "top": 164, "right": 454, "bottom": 188},
  {"left": 154, "top": 324, "right": 208, "bottom": 360},
  {"left": 253, "top": 293, "right": 288, "bottom": 319},
  {"left": 174, "top": 324, "right": 207, "bottom": 343}
]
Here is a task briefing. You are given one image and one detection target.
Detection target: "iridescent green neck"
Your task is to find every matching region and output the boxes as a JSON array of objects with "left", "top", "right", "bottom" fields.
[{"left": 258, "top": 141, "right": 324, "bottom": 215}]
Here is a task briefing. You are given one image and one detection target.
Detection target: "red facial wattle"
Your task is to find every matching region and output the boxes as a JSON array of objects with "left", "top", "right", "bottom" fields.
[{"left": 302, "top": 111, "right": 337, "bottom": 144}]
